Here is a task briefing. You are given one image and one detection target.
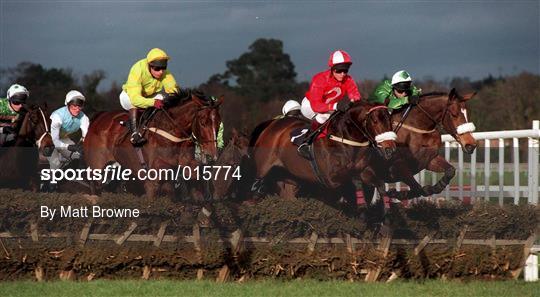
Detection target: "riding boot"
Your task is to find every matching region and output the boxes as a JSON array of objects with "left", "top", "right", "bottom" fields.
[
  {"left": 129, "top": 108, "right": 146, "bottom": 145},
  {"left": 297, "top": 121, "right": 321, "bottom": 160}
]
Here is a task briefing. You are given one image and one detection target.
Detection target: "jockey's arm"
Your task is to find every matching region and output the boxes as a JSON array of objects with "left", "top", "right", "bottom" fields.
[
  {"left": 50, "top": 114, "right": 68, "bottom": 149},
  {"left": 308, "top": 81, "right": 336, "bottom": 113},
  {"left": 161, "top": 72, "right": 179, "bottom": 95},
  {"left": 368, "top": 80, "right": 392, "bottom": 105},
  {"left": 80, "top": 114, "right": 90, "bottom": 141},
  {"left": 124, "top": 65, "right": 155, "bottom": 109},
  {"left": 345, "top": 77, "right": 362, "bottom": 101}
]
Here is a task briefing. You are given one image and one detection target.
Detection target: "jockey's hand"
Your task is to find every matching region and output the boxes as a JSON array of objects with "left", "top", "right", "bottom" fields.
[
  {"left": 336, "top": 99, "right": 352, "bottom": 112},
  {"left": 154, "top": 99, "right": 164, "bottom": 109},
  {"left": 67, "top": 143, "right": 83, "bottom": 154},
  {"left": 0, "top": 126, "right": 15, "bottom": 134},
  {"left": 408, "top": 95, "right": 420, "bottom": 105}
]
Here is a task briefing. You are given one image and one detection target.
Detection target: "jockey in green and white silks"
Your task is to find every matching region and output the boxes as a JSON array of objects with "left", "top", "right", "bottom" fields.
[
  {"left": 48, "top": 90, "right": 89, "bottom": 170},
  {"left": 0, "top": 84, "right": 29, "bottom": 146},
  {"left": 368, "top": 70, "right": 422, "bottom": 111}
]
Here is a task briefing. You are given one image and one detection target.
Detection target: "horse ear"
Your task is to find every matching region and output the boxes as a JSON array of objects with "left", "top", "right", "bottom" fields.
[
  {"left": 213, "top": 95, "right": 224, "bottom": 107},
  {"left": 449, "top": 88, "right": 458, "bottom": 101}
]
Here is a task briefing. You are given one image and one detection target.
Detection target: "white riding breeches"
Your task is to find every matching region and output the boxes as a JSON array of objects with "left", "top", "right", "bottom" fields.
[
  {"left": 300, "top": 97, "right": 335, "bottom": 124},
  {"left": 119, "top": 91, "right": 164, "bottom": 110},
  {"left": 47, "top": 138, "right": 80, "bottom": 170}
]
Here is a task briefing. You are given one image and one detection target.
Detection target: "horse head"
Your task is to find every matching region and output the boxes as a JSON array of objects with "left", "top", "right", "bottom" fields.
[
  {"left": 164, "top": 89, "right": 223, "bottom": 164},
  {"left": 443, "top": 89, "right": 477, "bottom": 154},
  {"left": 344, "top": 101, "right": 397, "bottom": 160},
  {"left": 18, "top": 104, "right": 54, "bottom": 157}
]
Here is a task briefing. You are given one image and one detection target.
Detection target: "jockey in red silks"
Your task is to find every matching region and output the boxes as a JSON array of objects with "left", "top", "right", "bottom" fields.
[{"left": 297, "top": 49, "right": 362, "bottom": 158}]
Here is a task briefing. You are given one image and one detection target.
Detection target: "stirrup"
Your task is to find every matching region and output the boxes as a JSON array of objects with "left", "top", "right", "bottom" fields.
[{"left": 297, "top": 143, "right": 312, "bottom": 160}]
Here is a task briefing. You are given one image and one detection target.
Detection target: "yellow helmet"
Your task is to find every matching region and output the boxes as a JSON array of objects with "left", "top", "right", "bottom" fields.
[{"left": 146, "top": 48, "right": 170, "bottom": 67}]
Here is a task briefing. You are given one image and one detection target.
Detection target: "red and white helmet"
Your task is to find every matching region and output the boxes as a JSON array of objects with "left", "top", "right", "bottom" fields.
[{"left": 328, "top": 50, "right": 352, "bottom": 68}]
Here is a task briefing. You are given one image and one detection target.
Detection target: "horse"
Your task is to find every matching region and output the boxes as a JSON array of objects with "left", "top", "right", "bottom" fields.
[
  {"left": 83, "top": 90, "right": 222, "bottom": 200},
  {"left": 0, "top": 104, "right": 54, "bottom": 191},
  {"left": 249, "top": 101, "right": 397, "bottom": 208},
  {"left": 361, "top": 88, "right": 477, "bottom": 209},
  {"left": 212, "top": 128, "right": 250, "bottom": 200}
]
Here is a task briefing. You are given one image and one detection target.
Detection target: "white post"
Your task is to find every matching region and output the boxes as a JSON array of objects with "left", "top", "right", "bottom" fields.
[
  {"left": 513, "top": 138, "right": 520, "bottom": 205},
  {"left": 532, "top": 121, "right": 539, "bottom": 205},
  {"left": 499, "top": 138, "right": 505, "bottom": 206},
  {"left": 485, "top": 139, "right": 491, "bottom": 201},
  {"left": 471, "top": 148, "right": 477, "bottom": 203},
  {"left": 525, "top": 254, "right": 538, "bottom": 282},
  {"left": 445, "top": 142, "right": 451, "bottom": 200},
  {"left": 458, "top": 146, "right": 464, "bottom": 201}
]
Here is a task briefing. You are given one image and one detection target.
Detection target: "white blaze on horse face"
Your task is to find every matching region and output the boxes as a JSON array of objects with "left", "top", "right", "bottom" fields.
[{"left": 461, "top": 108, "right": 469, "bottom": 122}]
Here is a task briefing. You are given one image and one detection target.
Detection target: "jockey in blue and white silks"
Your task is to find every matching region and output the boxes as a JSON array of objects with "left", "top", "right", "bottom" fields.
[{"left": 48, "top": 90, "right": 89, "bottom": 170}]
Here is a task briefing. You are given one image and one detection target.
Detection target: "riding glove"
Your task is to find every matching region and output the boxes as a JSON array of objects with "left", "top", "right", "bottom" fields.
[
  {"left": 0, "top": 126, "right": 15, "bottom": 134},
  {"left": 336, "top": 99, "right": 352, "bottom": 112},
  {"left": 408, "top": 95, "right": 420, "bottom": 105},
  {"left": 153, "top": 99, "right": 164, "bottom": 109},
  {"left": 67, "top": 143, "right": 83, "bottom": 154}
]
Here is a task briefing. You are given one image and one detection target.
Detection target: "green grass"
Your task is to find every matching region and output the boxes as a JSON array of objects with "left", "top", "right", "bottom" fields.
[{"left": 0, "top": 279, "right": 538, "bottom": 297}]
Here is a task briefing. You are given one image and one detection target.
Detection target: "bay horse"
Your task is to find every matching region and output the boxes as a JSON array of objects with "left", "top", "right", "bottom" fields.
[
  {"left": 361, "top": 88, "right": 477, "bottom": 207},
  {"left": 212, "top": 128, "right": 250, "bottom": 200},
  {"left": 250, "top": 101, "right": 397, "bottom": 207},
  {"left": 0, "top": 104, "right": 54, "bottom": 191},
  {"left": 83, "top": 90, "right": 222, "bottom": 200}
]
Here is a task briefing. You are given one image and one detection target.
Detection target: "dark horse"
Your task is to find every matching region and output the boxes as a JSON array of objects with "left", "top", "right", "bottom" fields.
[
  {"left": 250, "top": 101, "right": 397, "bottom": 207},
  {"left": 212, "top": 128, "right": 250, "bottom": 200},
  {"left": 361, "top": 88, "right": 477, "bottom": 208},
  {"left": 0, "top": 104, "right": 54, "bottom": 190},
  {"left": 84, "top": 90, "right": 222, "bottom": 200}
]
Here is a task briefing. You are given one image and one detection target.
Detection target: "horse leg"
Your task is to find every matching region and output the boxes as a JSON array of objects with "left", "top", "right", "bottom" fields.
[
  {"left": 143, "top": 180, "right": 160, "bottom": 201},
  {"left": 385, "top": 159, "right": 427, "bottom": 200},
  {"left": 277, "top": 180, "right": 297, "bottom": 200},
  {"left": 359, "top": 169, "right": 387, "bottom": 227},
  {"left": 423, "top": 156, "right": 456, "bottom": 195},
  {"left": 338, "top": 181, "right": 358, "bottom": 217}
]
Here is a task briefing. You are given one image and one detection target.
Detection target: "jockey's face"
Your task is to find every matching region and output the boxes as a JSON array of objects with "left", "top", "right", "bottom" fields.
[
  {"left": 10, "top": 102, "right": 23, "bottom": 112},
  {"left": 150, "top": 65, "right": 166, "bottom": 79},
  {"left": 393, "top": 88, "right": 408, "bottom": 98},
  {"left": 68, "top": 104, "right": 82, "bottom": 117},
  {"left": 332, "top": 68, "right": 347, "bottom": 82}
]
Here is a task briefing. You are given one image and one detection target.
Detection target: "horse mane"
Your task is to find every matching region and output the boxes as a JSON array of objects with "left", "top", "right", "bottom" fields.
[
  {"left": 420, "top": 91, "right": 448, "bottom": 99},
  {"left": 166, "top": 88, "right": 218, "bottom": 108}
]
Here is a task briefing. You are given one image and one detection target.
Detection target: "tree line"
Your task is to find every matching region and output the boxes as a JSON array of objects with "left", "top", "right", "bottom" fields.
[{"left": 1, "top": 39, "right": 539, "bottom": 138}]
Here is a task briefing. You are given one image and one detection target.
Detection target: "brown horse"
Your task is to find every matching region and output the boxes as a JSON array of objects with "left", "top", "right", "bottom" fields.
[
  {"left": 361, "top": 88, "right": 477, "bottom": 207},
  {"left": 84, "top": 90, "right": 222, "bottom": 200},
  {"left": 0, "top": 104, "right": 54, "bottom": 190},
  {"left": 250, "top": 101, "right": 397, "bottom": 206},
  {"left": 212, "top": 128, "right": 250, "bottom": 200}
]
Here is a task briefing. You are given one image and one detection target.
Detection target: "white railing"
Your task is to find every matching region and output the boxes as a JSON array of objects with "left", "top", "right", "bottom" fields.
[{"left": 418, "top": 120, "right": 539, "bottom": 205}]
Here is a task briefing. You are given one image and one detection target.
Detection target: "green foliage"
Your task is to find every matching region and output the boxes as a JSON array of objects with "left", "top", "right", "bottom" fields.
[{"left": 214, "top": 38, "right": 298, "bottom": 102}]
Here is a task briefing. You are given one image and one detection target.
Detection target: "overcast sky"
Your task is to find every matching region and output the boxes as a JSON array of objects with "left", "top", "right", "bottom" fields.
[{"left": 1, "top": 1, "right": 539, "bottom": 91}]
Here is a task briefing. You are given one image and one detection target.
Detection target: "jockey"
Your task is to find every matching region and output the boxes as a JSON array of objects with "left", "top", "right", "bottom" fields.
[
  {"left": 298, "top": 50, "right": 362, "bottom": 157},
  {"left": 368, "top": 70, "right": 422, "bottom": 111},
  {"left": 120, "top": 48, "right": 179, "bottom": 145},
  {"left": 0, "top": 84, "right": 29, "bottom": 146},
  {"left": 48, "top": 90, "right": 89, "bottom": 170}
]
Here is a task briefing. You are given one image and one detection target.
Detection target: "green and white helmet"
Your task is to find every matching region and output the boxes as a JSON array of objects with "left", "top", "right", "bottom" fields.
[
  {"left": 6, "top": 84, "right": 30, "bottom": 104},
  {"left": 391, "top": 70, "right": 412, "bottom": 91}
]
